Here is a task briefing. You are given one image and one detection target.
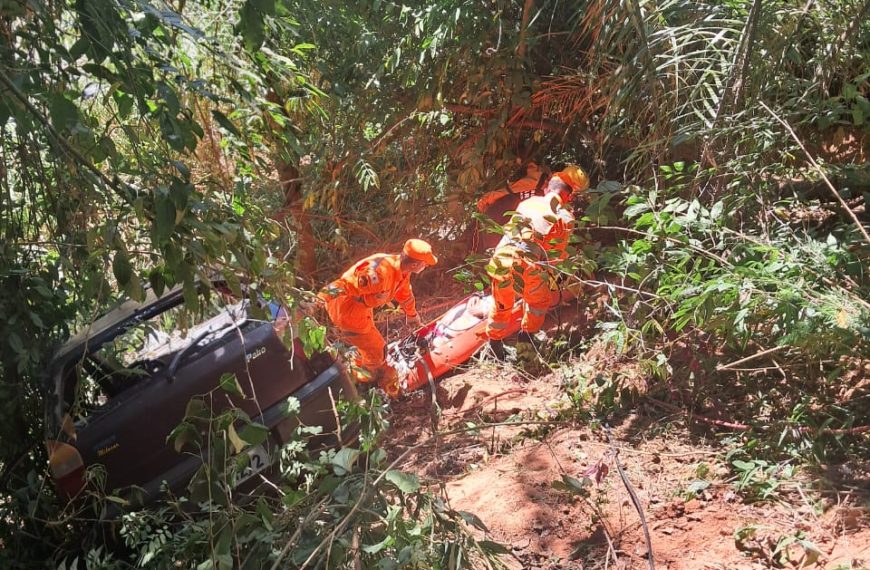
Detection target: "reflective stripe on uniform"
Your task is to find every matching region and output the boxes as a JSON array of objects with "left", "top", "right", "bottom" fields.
[
  {"left": 321, "top": 282, "right": 346, "bottom": 299},
  {"left": 525, "top": 305, "right": 547, "bottom": 316}
]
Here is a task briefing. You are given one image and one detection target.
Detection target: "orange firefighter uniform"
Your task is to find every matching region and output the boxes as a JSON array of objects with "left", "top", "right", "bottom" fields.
[
  {"left": 476, "top": 162, "right": 547, "bottom": 212},
  {"left": 319, "top": 239, "right": 438, "bottom": 392},
  {"left": 485, "top": 166, "right": 590, "bottom": 340},
  {"left": 474, "top": 163, "right": 551, "bottom": 252}
]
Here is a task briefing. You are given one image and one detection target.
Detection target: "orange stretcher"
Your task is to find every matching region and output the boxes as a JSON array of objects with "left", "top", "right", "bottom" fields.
[{"left": 387, "top": 284, "right": 578, "bottom": 394}]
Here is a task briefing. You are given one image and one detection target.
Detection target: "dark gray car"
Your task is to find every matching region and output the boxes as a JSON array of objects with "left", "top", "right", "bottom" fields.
[{"left": 44, "top": 282, "right": 357, "bottom": 507}]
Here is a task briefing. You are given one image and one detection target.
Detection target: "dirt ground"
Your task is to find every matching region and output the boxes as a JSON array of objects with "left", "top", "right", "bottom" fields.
[{"left": 382, "top": 300, "right": 870, "bottom": 570}]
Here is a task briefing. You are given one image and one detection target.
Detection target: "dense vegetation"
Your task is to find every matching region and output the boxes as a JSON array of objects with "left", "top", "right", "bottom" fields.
[{"left": 1, "top": 0, "right": 867, "bottom": 567}]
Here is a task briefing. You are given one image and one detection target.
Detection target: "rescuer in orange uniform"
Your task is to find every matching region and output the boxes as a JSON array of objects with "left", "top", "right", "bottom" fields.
[
  {"left": 474, "top": 162, "right": 550, "bottom": 253},
  {"left": 319, "top": 239, "right": 438, "bottom": 395},
  {"left": 484, "top": 166, "right": 590, "bottom": 358},
  {"left": 476, "top": 162, "right": 547, "bottom": 213}
]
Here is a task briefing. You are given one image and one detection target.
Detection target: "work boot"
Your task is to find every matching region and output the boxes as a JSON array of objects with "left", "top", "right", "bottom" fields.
[
  {"left": 488, "top": 339, "right": 516, "bottom": 363},
  {"left": 516, "top": 331, "right": 546, "bottom": 348},
  {"left": 489, "top": 339, "right": 506, "bottom": 361},
  {"left": 374, "top": 366, "right": 402, "bottom": 399},
  {"left": 515, "top": 331, "right": 545, "bottom": 372}
]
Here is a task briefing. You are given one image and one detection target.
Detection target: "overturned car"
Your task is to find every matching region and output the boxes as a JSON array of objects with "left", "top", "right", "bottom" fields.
[{"left": 44, "top": 282, "right": 357, "bottom": 507}]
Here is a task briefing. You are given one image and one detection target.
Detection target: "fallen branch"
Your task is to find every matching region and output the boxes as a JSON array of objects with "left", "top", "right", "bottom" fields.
[
  {"left": 809, "top": 424, "right": 870, "bottom": 436},
  {"left": 605, "top": 425, "right": 654, "bottom": 570},
  {"left": 647, "top": 398, "right": 751, "bottom": 430},
  {"left": 716, "top": 346, "right": 785, "bottom": 371}
]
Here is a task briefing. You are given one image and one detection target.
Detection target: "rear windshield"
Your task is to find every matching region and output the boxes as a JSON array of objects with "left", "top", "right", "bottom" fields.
[{"left": 63, "top": 293, "right": 252, "bottom": 424}]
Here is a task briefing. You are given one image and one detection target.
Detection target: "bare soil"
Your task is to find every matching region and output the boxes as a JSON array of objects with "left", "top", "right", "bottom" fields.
[{"left": 382, "top": 299, "right": 870, "bottom": 570}]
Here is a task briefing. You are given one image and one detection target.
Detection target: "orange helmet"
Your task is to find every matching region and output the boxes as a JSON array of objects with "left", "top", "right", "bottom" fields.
[
  {"left": 554, "top": 165, "right": 590, "bottom": 193},
  {"left": 402, "top": 239, "right": 438, "bottom": 266}
]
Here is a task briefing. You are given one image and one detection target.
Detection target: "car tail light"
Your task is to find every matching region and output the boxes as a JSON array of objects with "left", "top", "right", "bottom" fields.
[{"left": 46, "top": 440, "right": 86, "bottom": 498}]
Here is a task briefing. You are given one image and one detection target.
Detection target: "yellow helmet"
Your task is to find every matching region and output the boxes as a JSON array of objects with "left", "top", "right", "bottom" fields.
[{"left": 555, "top": 165, "right": 590, "bottom": 193}]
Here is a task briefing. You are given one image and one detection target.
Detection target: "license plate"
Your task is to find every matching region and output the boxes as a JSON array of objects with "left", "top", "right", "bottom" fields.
[{"left": 234, "top": 444, "right": 270, "bottom": 486}]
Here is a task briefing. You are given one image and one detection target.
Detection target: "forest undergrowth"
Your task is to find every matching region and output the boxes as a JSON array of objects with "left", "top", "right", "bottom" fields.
[{"left": 1, "top": 0, "right": 869, "bottom": 567}]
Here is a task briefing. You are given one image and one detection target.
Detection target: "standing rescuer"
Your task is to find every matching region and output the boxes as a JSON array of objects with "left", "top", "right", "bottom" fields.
[
  {"left": 484, "top": 165, "right": 590, "bottom": 359},
  {"left": 318, "top": 239, "right": 438, "bottom": 396}
]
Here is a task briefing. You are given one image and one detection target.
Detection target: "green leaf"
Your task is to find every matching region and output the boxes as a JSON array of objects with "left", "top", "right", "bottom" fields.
[
  {"left": 182, "top": 275, "right": 199, "bottom": 312},
  {"left": 219, "top": 372, "right": 245, "bottom": 397},
  {"left": 362, "top": 536, "right": 393, "bottom": 555},
  {"left": 237, "top": 0, "right": 275, "bottom": 50},
  {"left": 112, "top": 251, "right": 132, "bottom": 287},
  {"left": 168, "top": 421, "right": 200, "bottom": 453},
  {"left": 238, "top": 422, "right": 269, "bottom": 446},
  {"left": 227, "top": 423, "right": 246, "bottom": 454},
  {"left": 685, "top": 479, "right": 710, "bottom": 496},
  {"left": 212, "top": 109, "right": 241, "bottom": 136},
  {"left": 49, "top": 93, "right": 79, "bottom": 129},
  {"left": 843, "top": 83, "right": 858, "bottom": 100},
  {"left": 126, "top": 272, "right": 145, "bottom": 302},
  {"left": 478, "top": 540, "right": 511, "bottom": 555},
  {"left": 597, "top": 180, "right": 622, "bottom": 193},
  {"left": 171, "top": 160, "right": 190, "bottom": 178},
  {"left": 279, "top": 396, "right": 300, "bottom": 417},
  {"left": 148, "top": 268, "right": 166, "bottom": 296},
  {"left": 169, "top": 180, "right": 192, "bottom": 213},
  {"left": 623, "top": 202, "right": 650, "bottom": 219},
  {"left": 331, "top": 447, "right": 360, "bottom": 476},
  {"left": 562, "top": 474, "right": 592, "bottom": 494},
  {"left": 732, "top": 459, "right": 756, "bottom": 472},
  {"left": 7, "top": 333, "right": 25, "bottom": 357},
  {"left": 385, "top": 470, "right": 420, "bottom": 493},
  {"left": 297, "top": 317, "right": 326, "bottom": 357},
  {"left": 113, "top": 90, "right": 134, "bottom": 118},
  {"left": 184, "top": 398, "right": 209, "bottom": 420},
  {"left": 154, "top": 196, "right": 176, "bottom": 244}
]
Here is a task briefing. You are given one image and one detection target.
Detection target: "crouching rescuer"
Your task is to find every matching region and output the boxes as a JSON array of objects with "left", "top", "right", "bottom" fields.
[
  {"left": 485, "top": 165, "right": 590, "bottom": 360},
  {"left": 318, "top": 239, "right": 438, "bottom": 397}
]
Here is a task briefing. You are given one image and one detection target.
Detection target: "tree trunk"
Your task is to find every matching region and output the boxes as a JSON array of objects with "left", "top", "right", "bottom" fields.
[
  {"left": 517, "top": 0, "right": 534, "bottom": 59},
  {"left": 265, "top": 90, "right": 317, "bottom": 281},
  {"left": 272, "top": 159, "right": 317, "bottom": 281}
]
